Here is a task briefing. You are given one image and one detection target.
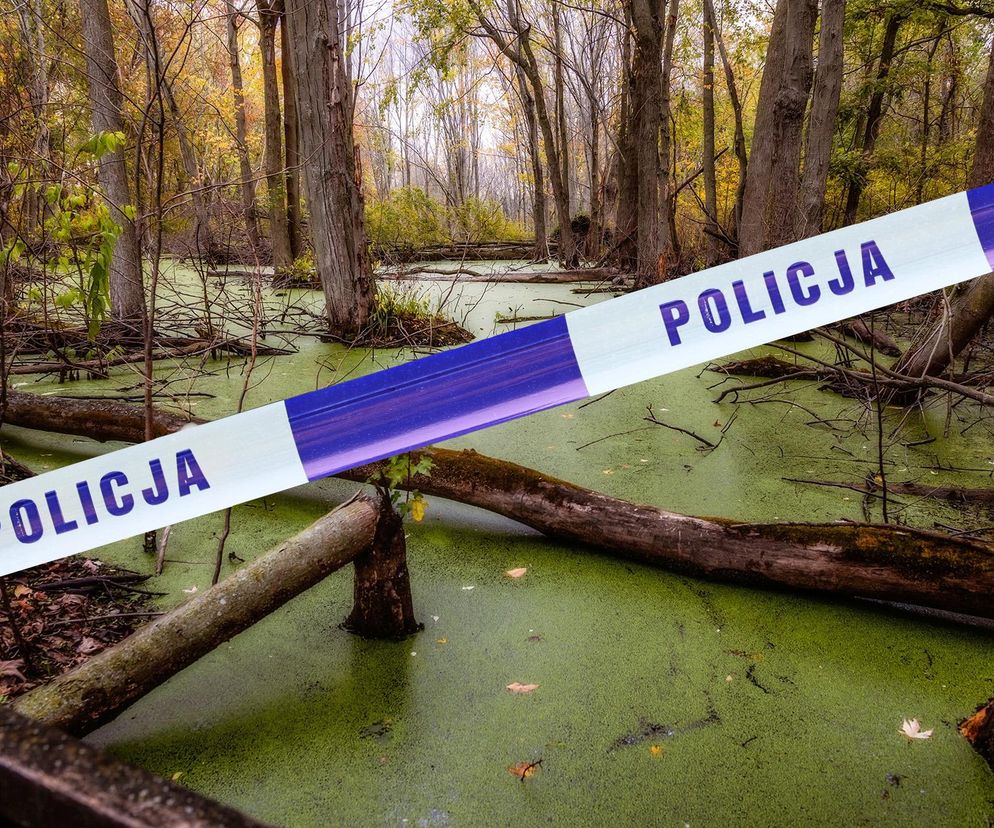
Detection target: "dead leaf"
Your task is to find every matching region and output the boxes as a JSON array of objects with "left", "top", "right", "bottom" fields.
[
  {"left": 649, "top": 745, "right": 664, "bottom": 757},
  {"left": 182, "top": 586, "right": 198, "bottom": 594},
  {"left": 12, "top": 584, "right": 31, "bottom": 598},
  {"left": 507, "top": 760, "right": 541, "bottom": 779},
  {"left": 505, "top": 567, "right": 527, "bottom": 579},
  {"left": 506, "top": 682, "right": 539, "bottom": 694},
  {"left": 0, "top": 660, "right": 26, "bottom": 681},
  {"left": 436, "top": 638, "right": 448, "bottom": 645},
  {"left": 76, "top": 636, "right": 103, "bottom": 655},
  {"left": 899, "top": 718, "right": 933, "bottom": 740}
]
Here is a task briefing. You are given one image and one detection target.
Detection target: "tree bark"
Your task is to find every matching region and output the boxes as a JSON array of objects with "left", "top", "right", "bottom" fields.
[
  {"left": 893, "top": 44, "right": 994, "bottom": 381},
  {"left": 80, "top": 0, "right": 146, "bottom": 328},
  {"left": 738, "top": 0, "right": 817, "bottom": 256},
  {"left": 13, "top": 497, "right": 378, "bottom": 736},
  {"left": 702, "top": 0, "right": 719, "bottom": 265},
  {"left": 284, "top": 0, "right": 376, "bottom": 339},
  {"left": 705, "top": 0, "right": 747, "bottom": 245},
  {"left": 343, "top": 494, "right": 420, "bottom": 638},
  {"left": 841, "top": 10, "right": 903, "bottom": 226},
  {"left": 225, "top": 0, "right": 263, "bottom": 255},
  {"left": 797, "top": 0, "right": 845, "bottom": 239},
  {"left": 280, "top": 13, "right": 303, "bottom": 261},
  {"left": 256, "top": 0, "right": 294, "bottom": 272}
]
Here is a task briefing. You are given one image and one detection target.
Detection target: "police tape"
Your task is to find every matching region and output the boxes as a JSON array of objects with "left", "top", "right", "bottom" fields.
[{"left": 2, "top": 184, "right": 994, "bottom": 576}]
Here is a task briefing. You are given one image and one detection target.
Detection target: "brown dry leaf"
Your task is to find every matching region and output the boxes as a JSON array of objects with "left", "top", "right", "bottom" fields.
[
  {"left": 505, "top": 567, "right": 527, "bottom": 579},
  {"left": 507, "top": 761, "right": 541, "bottom": 779},
  {"left": 649, "top": 745, "right": 664, "bottom": 757},
  {"left": 12, "top": 584, "right": 31, "bottom": 598},
  {"left": 0, "top": 659, "right": 26, "bottom": 681},
  {"left": 506, "top": 682, "right": 539, "bottom": 694}
]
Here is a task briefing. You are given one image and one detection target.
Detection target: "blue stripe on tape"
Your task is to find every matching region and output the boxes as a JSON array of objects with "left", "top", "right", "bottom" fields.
[
  {"left": 967, "top": 183, "right": 994, "bottom": 270},
  {"left": 283, "top": 316, "right": 588, "bottom": 480}
]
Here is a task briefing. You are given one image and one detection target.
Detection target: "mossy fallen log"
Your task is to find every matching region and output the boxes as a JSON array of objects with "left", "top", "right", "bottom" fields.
[
  {"left": 13, "top": 497, "right": 378, "bottom": 736},
  {"left": 4, "top": 393, "right": 994, "bottom": 620}
]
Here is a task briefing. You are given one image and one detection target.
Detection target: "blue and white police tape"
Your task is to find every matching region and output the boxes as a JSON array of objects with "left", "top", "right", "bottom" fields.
[{"left": 2, "top": 184, "right": 994, "bottom": 576}]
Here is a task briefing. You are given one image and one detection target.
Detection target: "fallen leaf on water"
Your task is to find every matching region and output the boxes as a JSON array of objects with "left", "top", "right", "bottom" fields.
[
  {"left": 506, "top": 682, "right": 539, "bottom": 694},
  {"left": 436, "top": 638, "right": 448, "bottom": 645},
  {"left": 507, "top": 760, "right": 542, "bottom": 779},
  {"left": 649, "top": 745, "right": 664, "bottom": 757},
  {"left": 505, "top": 567, "right": 527, "bottom": 578},
  {"left": 182, "top": 586, "right": 198, "bottom": 594},
  {"left": 171, "top": 771, "right": 184, "bottom": 782},
  {"left": 900, "top": 718, "right": 933, "bottom": 740}
]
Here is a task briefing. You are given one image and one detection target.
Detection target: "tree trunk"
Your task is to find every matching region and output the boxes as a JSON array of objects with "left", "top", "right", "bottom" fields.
[
  {"left": 614, "top": 27, "right": 638, "bottom": 271},
  {"left": 893, "top": 44, "right": 994, "bottom": 381},
  {"left": 797, "top": 0, "right": 845, "bottom": 239},
  {"left": 587, "top": 84, "right": 601, "bottom": 259},
  {"left": 280, "top": 13, "right": 303, "bottom": 260},
  {"left": 705, "top": 0, "right": 747, "bottom": 245},
  {"left": 225, "top": 0, "right": 262, "bottom": 254},
  {"left": 343, "top": 493, "right": 420, "bottom": 638},
  {"left": 841, "top": 11, "right": 903, "bottom": 226},
  {"left": 284, "top": 0, "right": 376, "bottom": 339},
  {"left": 659, "top": 0, "right": 680, "bottom": 265},
  {"left": 738, "top": 0, "right": 817, "bottom": 256},
  {"left": 80, "top": 0, "right": 146, "bottom": 329},
  {"left": 702, "top": 0, "right": 719, "bottom": 265},
  {"left": 13, "top": 497, "right": 379, "bottom": 736},
  {"left": 257, "top": 2, "right": 293, "bottom": 271}
]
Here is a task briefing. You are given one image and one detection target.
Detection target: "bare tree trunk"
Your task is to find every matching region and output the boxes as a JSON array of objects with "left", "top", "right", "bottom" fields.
[
  {"left": 285, "top": 0, "right": 375, "bottom": 338},
  {"left": 702, "top": 0, "right": 719, "bottom": 265},
  {"left": 738, "top": 0, "right": 817, "bottom": 256},
  {"left": 705, "top": 0, "right": 747, "bottom": 245},
  {"left": 629, "top": 0, "right": 663, "bottom": 287},
  {"left": 257, "top": 1, "right": 293, "bottom": 271},
  {"left": 280, "top": 14, "right": 303, "bottom": 261},
  {"left": 16, "top": 0, "right": 50, "bottom": 238},
  {"left": 587, "top": 85, "right": 601, "bottom": 258},
  {"left": 797, "top": 0, "right": 845, "bottom": 239},
  {"left": 659, "top": 0, "right": 680, "bottom": 263},
  {"left": 841, "top": 10, "right": 903, "bottom": 226},
  {"left": 551, "top": 0, "right": 571, "bottom": 217},
  {"left": 225, "top": 0, "right": 262, "bottom": 254},
  {"left": 470, "top": 0, "right": 577, "bottom": 265},
  {"left": 80, "top": 0, "right": 146, "bottom": 329},
  {"left": 614, "top": 28, "right": 638, "bottom": 270},
  {"left": 893, "top": 44, "right": 994, "bottom": 381}
]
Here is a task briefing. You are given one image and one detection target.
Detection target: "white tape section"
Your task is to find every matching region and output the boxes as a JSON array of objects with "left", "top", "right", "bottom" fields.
[{"left": 565, "top": 191, "right": 990, "bottom": 393}]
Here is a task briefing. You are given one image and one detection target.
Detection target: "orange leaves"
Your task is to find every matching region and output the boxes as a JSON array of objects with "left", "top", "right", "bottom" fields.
[
  {"left": 507, "top": 759, "right": 542, "bottom": 780},
  {"left": 506, "top": 682, "right": 539, "bottom": 694}
]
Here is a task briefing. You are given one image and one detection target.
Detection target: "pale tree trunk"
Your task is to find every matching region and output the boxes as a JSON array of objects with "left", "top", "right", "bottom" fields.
[
  {"left": 893, "top": 45, "right": 994, "bottom": 380},
  {"left": 551, "top": 0, "right": 571, "bottom": 217},
  {"left": 587, "top": 85, "right": 601, "bottom": 258},
  {"left": 842, "top": 10, "right": 903, "bottom": 226},
  {"left": 738, "top": 0, "right": 817, "bottom": 256},
  {"left": 705, "top": 0, "right": 747, "bottom": 245},
  {"left": 257, "top": 0, "right": 293, "bottom": 271},
  {"left": 80, "top": 0, "right": 145, "bottom": 329},
  {"left": 285, "top": 0, "right": 375, "bottom": 339},
  {"left": 280, "top": 14, "right": 303, "bottom": 260},
  {"left": 506, "top": 0, "right": 547, "bottom": 259},
  {"left": 702, "top": 0, "right": 719, "bottom": 265},
  {"left": 796, "top": 0, "right": 845, "bottom": 239},
  {"left": 16, "top": 0, "right": 50, "bottom": 238},
  {"left": 469, "top": 0, "right": 577, "bottom": 266},
  {"left": 614, "top": 27, "right": 638, "bottom": 270},
  {"left": 224, "top": 0, "right": 262, "bottom": 254},
  {"left": 659, "top": 0, "right": 680, "bottom": 264}
]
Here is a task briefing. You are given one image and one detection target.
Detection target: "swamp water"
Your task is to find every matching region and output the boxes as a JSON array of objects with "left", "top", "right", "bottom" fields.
[{"left": 3, "top": 263, "right": 993, "bottom": 826}]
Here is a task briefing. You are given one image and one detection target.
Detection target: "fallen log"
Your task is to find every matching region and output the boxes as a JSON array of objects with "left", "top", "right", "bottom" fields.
[
  {"left": 0, "top": 704, "right": 272, "bottom": 827},
  {"left": 836, "top": 318, "right": 902, "bottom": 357},
  {"left": 5, "top": 394, "right": 994, "bottom": 620},
  {"left": 13, "top": 497, "right": 378, "bottom": 736},
  {"left": 337, "top": 448, "right": 994, "bottom": 620},
  {"left": 384, "top": 266, "right": 617, "bottom": 283}
]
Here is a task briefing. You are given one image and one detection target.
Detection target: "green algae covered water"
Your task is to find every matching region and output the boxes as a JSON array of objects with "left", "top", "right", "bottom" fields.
[{"left": 3, "top": 264, "right": 993, "bottom": 826}]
